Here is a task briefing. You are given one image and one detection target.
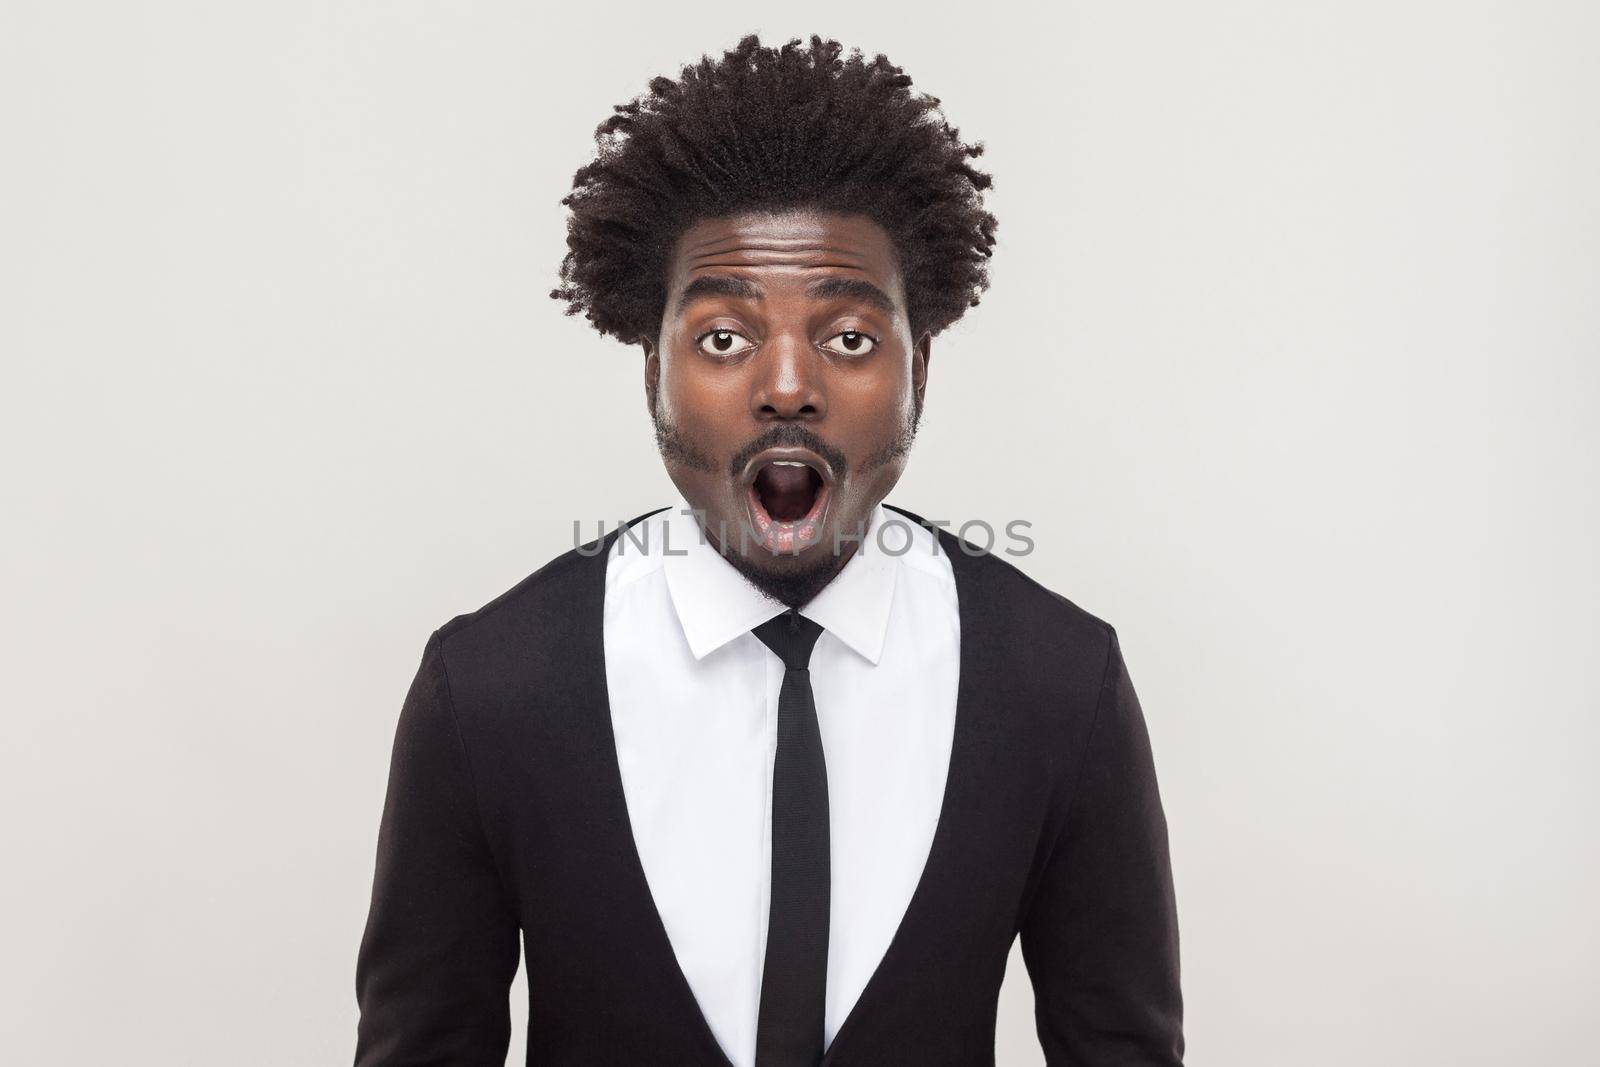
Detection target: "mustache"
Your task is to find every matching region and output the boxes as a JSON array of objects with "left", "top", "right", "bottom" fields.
[{"left": 727, "top": 423, "right": 849, "bottom": 480}]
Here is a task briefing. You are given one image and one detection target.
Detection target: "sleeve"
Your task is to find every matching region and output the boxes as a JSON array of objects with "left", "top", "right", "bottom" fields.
[
  {"left": 1018, "top": 628, "right": 1185, "bottom": 1065},
  {"left": 354, "top": 630, "right": 523, "bottom": 1066}
]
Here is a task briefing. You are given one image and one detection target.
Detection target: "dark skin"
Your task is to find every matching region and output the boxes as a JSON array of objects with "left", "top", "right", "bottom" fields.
[{"left": 641, "top": 209, "right": 932, "bottom": 607}]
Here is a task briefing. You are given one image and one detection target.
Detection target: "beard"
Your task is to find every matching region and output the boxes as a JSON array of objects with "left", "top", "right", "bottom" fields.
[
  {"left": 651, "top": 396, "right": 921, "bottom": 608},
  {"left": 653, "top": 412, "right": 717, "bottom": 473},
  {"left": 721, "top": 542, "right": 848, "bottom": 610}
]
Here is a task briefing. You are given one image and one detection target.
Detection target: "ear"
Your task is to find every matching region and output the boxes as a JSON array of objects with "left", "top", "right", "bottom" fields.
[
  {"left": 641, "top": 336, "right": 660, "bottom": 419},
  {"left": 911, "top": 331, "right": 933, "bottom": 409}
]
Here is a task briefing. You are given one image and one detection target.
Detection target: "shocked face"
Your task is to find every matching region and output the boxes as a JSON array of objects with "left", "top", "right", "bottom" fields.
[{"left": 643, "top": 208, "right": 931, "bottom": 604}]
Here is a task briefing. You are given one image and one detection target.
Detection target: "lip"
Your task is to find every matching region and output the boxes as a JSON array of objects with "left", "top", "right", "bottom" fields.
[
  {"left": 739, "top": 446, "right": 835, "bottom": 556},
  {"left": 739, "top": 446, "right": 837, "bottom": 491}
]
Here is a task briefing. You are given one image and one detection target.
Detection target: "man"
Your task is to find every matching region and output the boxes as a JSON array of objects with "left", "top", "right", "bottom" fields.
[{"left": 354, "top": 34, "right": 1183, "bottom": 1067}]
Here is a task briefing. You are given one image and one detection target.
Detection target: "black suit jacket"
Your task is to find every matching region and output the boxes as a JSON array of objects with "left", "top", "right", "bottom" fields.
[{"left": 354, "top": 506, "right": 1184, "bottom": 1065}]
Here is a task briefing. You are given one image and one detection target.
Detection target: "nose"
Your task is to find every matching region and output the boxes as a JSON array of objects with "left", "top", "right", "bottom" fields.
[{"left": 750, "top": 332, "right": 827, "bottom": 422}]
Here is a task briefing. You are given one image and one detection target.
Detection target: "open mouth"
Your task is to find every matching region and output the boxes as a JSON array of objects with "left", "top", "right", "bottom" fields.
[
  {"left": 741, "top": 448, "right": 833, "bottom": 555},
  {"left": 755, "top": 461, "right": 823, "bottom": 522}
]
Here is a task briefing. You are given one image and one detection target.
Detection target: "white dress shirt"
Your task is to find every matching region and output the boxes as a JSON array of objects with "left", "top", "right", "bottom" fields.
[{"left": 602, "top": 500, "right": 960, "bottom": 1066}]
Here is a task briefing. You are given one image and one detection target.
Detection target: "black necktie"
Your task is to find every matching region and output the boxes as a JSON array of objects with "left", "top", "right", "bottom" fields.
[{"left": 751, "top": 608, "right": 830, "bottom": 1067}]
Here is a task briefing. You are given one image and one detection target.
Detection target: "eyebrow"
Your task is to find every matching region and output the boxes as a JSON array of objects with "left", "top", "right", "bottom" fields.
[
  {"left": 673, "top": 274, "right": 897, "bottom": 316},
  {"left": 805, "top": 276, "right": 896, "bottom": 314},
  {"left": 675, "top": 275, "right": 761, "bottom": 314}
]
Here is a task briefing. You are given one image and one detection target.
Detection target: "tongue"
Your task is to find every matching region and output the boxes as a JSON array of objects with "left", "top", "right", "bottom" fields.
[{"left": 754, "top": 464, "right": 818, "bottom": 522}]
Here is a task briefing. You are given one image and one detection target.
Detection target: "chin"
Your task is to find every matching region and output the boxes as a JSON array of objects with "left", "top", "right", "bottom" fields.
[{"left": 721, "top": 533, "right": 848, "bottom": 609}]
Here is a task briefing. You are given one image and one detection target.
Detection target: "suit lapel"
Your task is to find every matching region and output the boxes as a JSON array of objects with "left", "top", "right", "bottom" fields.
[
  {"left": 817, "top": 505, "right": 1006, "bottom": 1064},
  {"left": 579, "top": 510, "right": 738, "bottom": 1067}
]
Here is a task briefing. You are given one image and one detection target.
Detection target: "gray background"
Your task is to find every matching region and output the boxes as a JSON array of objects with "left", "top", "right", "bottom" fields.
[{"left": 4, "top": 2, "right": 1596, "bottom": 1064}]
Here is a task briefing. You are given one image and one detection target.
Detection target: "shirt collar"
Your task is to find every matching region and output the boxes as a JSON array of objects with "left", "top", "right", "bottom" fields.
[{"left": 659, "top": 500, "right": 900, "bottom": 665}]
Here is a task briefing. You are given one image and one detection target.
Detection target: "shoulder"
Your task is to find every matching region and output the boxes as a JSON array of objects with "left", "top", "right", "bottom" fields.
[
  {"left": 886, "top": 503, "right": 1115, "bottom": 643},
  {"left": 430, "top": 507, "right": 666, "bottom": 684},
  {"left": 886, "top": 506, "right": 1138, "bottom": 819},
  {"left": 883, "top": 502, "right": 1120, "bottom": 735},
  {"left": 979, "top": 540, "right": 1118, "bottom": 678},
  {"left": 438, "top": 542, "right": 598, "bottom": 644}
]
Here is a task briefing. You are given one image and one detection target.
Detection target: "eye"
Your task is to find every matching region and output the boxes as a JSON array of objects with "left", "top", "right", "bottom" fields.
[
  {"left": 695, "top": 328, "right": 757, "bottom": 357},
  {"left": 820, "top": 330, "right": 878, "bottom": 357}
]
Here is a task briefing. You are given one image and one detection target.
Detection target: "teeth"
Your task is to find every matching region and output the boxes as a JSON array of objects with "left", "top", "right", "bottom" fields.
[{"left": 771, "top": 460, "right": 807, "bottom": 467}]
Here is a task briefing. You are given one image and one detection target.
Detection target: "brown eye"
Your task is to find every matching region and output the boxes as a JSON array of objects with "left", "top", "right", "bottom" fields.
[
  {"left": 696, "top": 329, "right": 756, "bottom": 357},
  {"left": 820, "top": 330, "right": 877, "bottom": 357}
]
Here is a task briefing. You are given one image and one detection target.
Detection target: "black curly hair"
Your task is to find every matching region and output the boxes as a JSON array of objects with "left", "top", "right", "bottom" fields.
[{"left": 550, "top": 34, "right": 998, "bottom": 346}]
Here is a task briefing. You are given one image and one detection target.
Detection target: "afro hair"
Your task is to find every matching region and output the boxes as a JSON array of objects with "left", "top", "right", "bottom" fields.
[{"left": 550, "top": 34, "right": 998, "bottom": 345}]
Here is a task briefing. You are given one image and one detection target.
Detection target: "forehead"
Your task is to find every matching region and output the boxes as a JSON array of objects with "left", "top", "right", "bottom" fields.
[{"left": 665, "top": 209, "right": 904, "bottom": 307}]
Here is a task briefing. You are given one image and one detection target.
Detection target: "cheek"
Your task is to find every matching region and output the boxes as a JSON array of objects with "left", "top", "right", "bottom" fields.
[
  {"left": 660, "top": 353, "right": 745, "bottom": 431},
  {"left": 840, "top": 361, "right": 914, "bottom": 424}
]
